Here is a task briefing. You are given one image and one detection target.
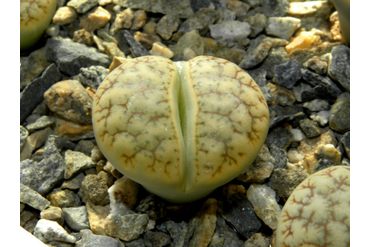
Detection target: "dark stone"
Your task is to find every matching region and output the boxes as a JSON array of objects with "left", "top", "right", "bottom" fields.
[
  {"left": 274, "top": 60, "right": 302, "bottom": 89},
  {"left": 269, "top": 105, "right": 305, "bottom": 128},
  {"left": 239, "top": 35, "right": 272, "bottom": 69},
  {"left": 328, "top": 45, "right": 350, "bottom": 92},
  {"left": 270, "top": 168, "right": 309, "bottom": 201},
  {"left": 113, "top": 29, "right": 132, "bottom": 56},
  {"left": 299, "top": 118, "right": 321, "bottom": 138},
  {"left": 269, "top": 144, "right": 288, "bottom": 169},
  {"left": 78, "top": 65, "right": 109, "bottom": 89},
  {"left": 20, "top": 64, "right": 62, "bottom": 124},
  {"left": 219, "top": 193, "right": 261, "bottom": 239},
  {"left": 211, "top": 217, "right": 245, "bottom": 247},
  {"left": 260, "top": 46, "right": 290, "bottom": 78},
  {"left": 143, "top": 231, "right": 172, "bottom": 247},
  {"left": 179, "top": 8, "right": 220, "bottom": 34},
  {"left": 123, "top": 30, "right": 151, "bottom": 57},
  {"left": 135, "top": 195, "right": 166, "bottom": 220},
  {"left": 161, "top": 221, "right": 188, "bottom": 247},
  {"left": 266, "top": 126, "right": 293, "bottom": 150},
  {"left": 329, "top": 92, "right": 350, "bottom": 132},
  {"left": 43, "top": 135, "right": 76, "bottom": 157},
  {"left": 260, "top": 0, "right": 290, "bottom": 17},
  {"left": 80, "top": 171, "right": 114, "bottom": 205},
  {"left": 45, "top": 38, "right": 111, "bottom": 76},
  {"left": 79, "top": 229, "right": 121, "bottom": 247},
  {"left": 190, "top": 0, "right": 220, "bottom": 12},
  {"left": 341, "top": 131, "right": 350, "bottom": 159}
]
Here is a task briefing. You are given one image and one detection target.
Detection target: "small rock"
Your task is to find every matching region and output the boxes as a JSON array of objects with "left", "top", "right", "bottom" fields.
[
  {"left": 328, "top": 45, "right": 350, "bottom": 92},
  {"left": 143, "top": 21, "right": 156, "bottom": 35},
  {"left": 329, "top": 92, "right": 350, "bottom": 132},
  {"left": 74, "top": 140, "right": 95, "bottom": 156},
  {"left": 20, "top": 64, "right": 62, "bottom": 123},
  {"left": 78, "top": 65, "right": 108, "bottom": 89},
  {"left": 20, "top": 127, "right": 52, "bottom": 161},
  {"left": 86, "top": 202, "right": 111, "bottom": 235},
  {"left": 310, "top": 110, "right": 331, "bottom": 126},
  {"left": 20, "top": 125, "right": 29, "bottom": 150},
  {"left": 123, "top": 30, "right": 150, "bottom": 57},
  {"left": 73, "top": 29, "right": 94, "bottom": 46},
  {"left": 64, "top": 150, "right": 96, "bottom": 179},
  {"left": 54, "top": 114, "right": 94, "bottom": 140},
  {"left": 265, "top": 17, "right": 301, "bottom": 40},
  {"left": 63, "top": 206, "right": 90, "bottom": 231},
  {"left": 26, "top": 116, "right": 55, "bottom": 131},
  {"left": 135, "top": 194, "right": 166, "bottom": 220},
  {"left": 340, "top": 132, "right": 350, "bottom": 160},
  {"left": 52, "top": 6, "right": 77, "bottom": 26},
  {"left": 246, "top": 184, "right": 281, "bottom": 229},
  {"left": 244, "top": 233, "right": 270, "bottom": 247},
  {"left": 303, "top": 99, "right": 329, "bottom": 112},
  {"left": 40, "top": 206, "right": 64, "bottom": 226},
  {"left": 143, "top": 231, "right": 172, "bottom": 247},
  {"left": 313, "top": 144, "right": 342, "bottom": 172},
  {"left": 260, "top": 46, "right": 290, "bottom": 78},
  {"left": 260, "top": 0, "right": 290, "bottom": 17},
  {"left": 47, "top": 189, "right": 82, "bottom": 208},
  {"left": 169, "top": 29, "right": 204, "bottom": 57},
  {"left": 61, "top": 173, "right": 85, "bottom": 190},
  {"left": 237, "top": 144, "right": 275, "bottom": 183},
  {"left": 133, "top": 31, "right": 161, "bottom": 50},
  {"left": 270, "top": 168, "right": 309, "bottom": 201},
  {"left": 287, "top": 149, "right": 305, "bottom": 164},
  {"left": 80, "top": 171, "right": 114, "bottom": 205},
  {"left": 303, "top": 56, "right": 327, "bottom": 75},
  {"left": 20, "top": 183, "right": 50, "bottom": 211},
  {"left": 289, "top": 41, "right": 341, "bottom": 65},
  {"left": 274, "top": 60, "right": 301, "bottom": 89},
  {"left": 210, "top": 216, "right": 244, "bottom": 247},
  {"left": 45, "top": 38, "right": 111, "bottom": 76},
  {"left": 108, "top": 176, "right": 139, "bottom": 212},
  {"left": 44, "top": 80, "right": 93, "bottom": 125},
  {"left": 290, "top": 128, "right": 305, "bottom": 143},
  {"left": 239, "top": 35, "right": 272, "bottom": 69},
  {"left": 131, "top": 10, "right": 147, "bottom": 30},
  {"left": 155, "top": 15, "right": 180, "bottom": 40},
  {"left": 179, "top": 8, "right": 220, "bottom": 34},
  {"left": 33, "top": 219, "right": 76, "bottom": 243},
  {"left": 266, "top": 126, "right": 293, "bottom": 150},
  {"left": 99, "top": 0, "right": 112, "bottom": 5},
  {"left": 112, "top": 8, "right": 134, "bottom": 32},
  {"left": 285, "top": 30, "right": 321, "bottom": 54},
  {"left": 219, "top": 186, "right": 261, "bottom": 239},
  {"left": 186, "top": 198, "right": 218, "bottom": 246},
  {"left": 160, "top": 221, "right": 188, "bottom": 247},
  {"left": 104, "top": 213, "right": 149, "bottom": 241},
  {"left": 79, "top": 229, "right": 122, "bottom": 246},
  {"left": 80, "top": 6, "right": 111, "bottom": 32},
  {"left": 209, "top": 21, "right": 251, "bottom": 41},
  {"left": 243, "top": 13, "right": 267, "bottom": 38},
  {"left": 45, "top": 23, "right": 60, "bottom": 37},
  {"left": 150, "top": 42, "right": 174, "bottom": 59},
  {"left": 299, "top": 118, "right": 321, "bottom": 138},
  {"left": 227, "top": 0, "right": 251, "bottom": 18},
  {"left": 292, "top": 82, "right": 313, "bottom": 102},
  {"left": 269, "top": 144, "right": 288, "bottom": 169},
  {"left": 67, "top": 0, "right": 99, "bottom": 14}
]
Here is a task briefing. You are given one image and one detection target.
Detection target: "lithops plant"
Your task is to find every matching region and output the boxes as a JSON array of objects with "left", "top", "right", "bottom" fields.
[
  {"left": 20, "top": 0, "right": 57, "bottom": 50},
  {"left": 276, "top": 165, "right": 350, "bottom": 247},
  {"left": 92, "top": 55, "right": 269, "bottom": 203}
]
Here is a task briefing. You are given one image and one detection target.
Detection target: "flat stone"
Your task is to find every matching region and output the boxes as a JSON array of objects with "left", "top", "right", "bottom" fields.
[
  {"left": 67, "top": 0, "right": 99, "bottom": 14},
  {"left": 299, "top": 118, "right": 321, "bottom": 138},
  {"left": 61, "top": 173, "right": 85, "bottom": 190},
  {"left": 45, "top": 38, "right": 111, "bottom": 76},
  {"left": 243, "top": 13, "right": 267, "bottom": 38},
  {"left": 246, "top": 184, "right": 281, "bottom": 229},
  {"left": 64, "top": 150, "right": 96, "bottom": 179},
  {"left": 20, "top": 183, "right": 50, "bottom": 211},
  {"left": 44, "top": 80, "right": 93, "bottom": 124},
  {"left": 20, "top": 127, "right": 52, "bottom": 161},
  {"left": 53, "top": 6, "right": 77, "bottom": 25},
  {"left": 113, "top": 0, "right": 193, "bottom": 19},
  {"left": 209, "top": 20, "right": 251, "bottom": 41},
  {"left": 219, "top": 186, "right": 261, "bottom": 239},
  {"left": 79, "top": 229, "right": 122, "bottom": 247},
  {"left": 265, "top": 17, "right": 301, "bottom": 40},
  {"left": 179, "top": 8, "right": 220, "bottom": 34},
  {"left": 329, "top": 92, "right": 350, "bottom": 132},
  {"left": 122, "top": 30, "right": 150, "bottom": 57},
  {"left": 47, "top": 189, "right": 82, "bottom": 208},
  {"left": 25, "top": 116, "right": 55, "bottom": 131},
  {"left": 274, "top": 60, "right": 302, "bottom": 89},
  {"left": 270, "top": 168, "right": 309, "bottom": 201},
  {"left": 20, "top": 64, "right": 62, "bottom": 123},
  {"left": 40, "top": 206, "right": 64, "bottom": 226},
  {"left": 328, "top": 45, "right": 350, "bottom": 92},
  {"left": 104, "top": 213, "right": 149, "bottom": 241},
  {"left": 86, "top": 202, "right": 111, "bottom": 235},
  {"left": 74, "top": 140, "right": 95, "bottom": 156},
  {"left": 20, "top": 125, "right": 29, "bottom": 150},
  {"left": 80, "top": 171, "right": 115, "bottom": 205},
  {"left": 169, "top": 29, "right": 204, "bottom": 57},
  {"left": 80, "top": 6, "right": 111, "bottom": 32},
  {"left": 33, "top": 219, "right": 76, "bottom": 244},
  {"left": 155, "top": 15, "right": 180, "bottom": 40},
  {"left": 269, "top": 105, "right": 305, "bottom": 128},
  {"left": 266, "top": 126, "right": 293, "bottom": 150},
  {"left": 63, "top": 206, "right": 90, "bottom": 231}
]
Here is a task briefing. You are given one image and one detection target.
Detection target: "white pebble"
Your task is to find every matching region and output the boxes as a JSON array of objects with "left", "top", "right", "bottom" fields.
[
  {"left": 310, "top": 110, "right": 330, "bottom": 126},
  {"left": 303, "top": 99, "right": 328, "bottom": 111},
  {"left": 209, "top": 20, "right": 251, "bottom": 41},
  {"left": 290, "top": 128, "right": 304, "bottom": 142},
  {"left": 33, "top": 219, "right": 76, "bottom": 243}
]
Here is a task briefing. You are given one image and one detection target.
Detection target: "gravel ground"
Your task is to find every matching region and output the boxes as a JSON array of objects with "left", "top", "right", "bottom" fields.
[{"left": 20, "top": 0, "right": 350, "bottom": 246}]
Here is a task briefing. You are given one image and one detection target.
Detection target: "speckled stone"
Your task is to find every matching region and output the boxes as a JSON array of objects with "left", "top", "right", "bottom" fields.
[
  {"left": 104, "top": 213, "right": 149, "bottom": 241},
  {"left": 265, "top": 17, "right": 301, "bottom": 41},
  {"left": 80, "top": 171, "right": 115, "bottom": 205},
  {"left": 20, "top": 183, "right": 50, "bottom": 211},
  {"left": 169, "top": 29, "right": 204, "bottom": 57},
  {"left": 155, "top": 15, "right": 180, "bottom": 40},
  {"left": 64, "top": 150, "right": 96, "bottom": 179},
  {"left": 274, "top": 60, "right": 301, "bottom": 89},
  {"left": 63, "top": 206, "right": 90, "bottom": 231},
  {"left": 73, "top": 29, "right": 94, "bottom": 46},
  {"left": 303, "top": 56, "right": 328, "bottom": 75},
  {"left": 40, "top": 206, "right": 64, "bottom": 226},
  {"left": 299, "top": 118, "right": 321, "bottom": 138},
  {"left": 135, "top": 195, "right": 166, "bottom": 220},
  {"left": 179, "top": 8, "right": 220, "bottom": 34},
  {"left": 328, "top": 45, "right": 350, "bottom": 92},
  {"left": 86, "top": 202, "right": 111, "bottom": 235},
  {"left": 33, "top": 219, "right": 76, "bottom": 244},
  {"left": 210, "top": 216, "right": 244, "bottom": 247},
  {"left": 239, "top": 35, "right": 272, "bottom": 69},
  {"left": 266, "top": 126, "right": 293, "bottom": 150},
  {"left": 243, "top": 13, "right": 267, "bottom": 38},
  {"left": 329, "top": 92, "right": 350, "bottom": 132},
  {"left": 20, "top": 125, "right": 29, "bottom": 150},
  {"left": 47, "top": 189, "right": 82, "bottom": 208},
  {"left": 25, "top": 116, "right": 55, "bottom": 131}
]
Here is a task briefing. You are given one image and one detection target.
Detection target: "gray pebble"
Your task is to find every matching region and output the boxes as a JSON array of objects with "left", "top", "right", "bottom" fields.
[
  {"left": 63, "top": 206, "right": 90, "bottom": 231},
  {"left": 299, "top": 118, "right": 321, "bottom": 138},
  {"left": 274, "top": 60, "right": 302, "bottom": 89},
  {"left": 20, "top": 183, "right": 50, "bottom": 211},
  {"left": 78, "top": 229, "right": 122, "bottom": 247},
  {"left": 328, "top": 45, "right": 350, "bottom": 92},
  {"left": 78, "top": 66, "right": 109, "bottom": 89},
  {"left": 329, "top": 92, "right": 350, "bottom": 132},
  {"left": 33, "top": 219, "right": 76, "bottom": 243}
]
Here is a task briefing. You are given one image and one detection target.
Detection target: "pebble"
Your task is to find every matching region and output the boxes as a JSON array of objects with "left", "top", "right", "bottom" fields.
[
  {"left": 104, "top": 213, "right": 149, "bottom": 241},
  {"left": 246, "top": 184, "right": 281, "bottom": 229},
  {"left": 20, "top": 1, "right": 350, "bottom": 245},
  {"left": 20, "top": 183, "right": 50, "bottom": 211},
  {"left": 112, "top": 8, "right": 134, "bottom": 32},
  {"left": 47, "top": 189, "right": 82, "bottom": 207},
  {"left": 25, "top": 115, "right": 55, "bottom": 131},
  {"left": 44, "top": 80, "right": 93, "bottom": 125},
  {"left": 45, "top": 38, "right": 111, "bottom": 76},
  {"left": 329, "top": 92, "right": 350, "bottom": 132},
  {"left": 63, "top": 206, "right": 90, "bottom": 231},
  {"left": 64, "top": 150, "right": 96, "bottom": 179},
  {"left": 80, "top": 6, "right": 111, "bottom": 32},
  {"left": 265, "top": 17, "right": 301, "bottom": 40},
  {"left": 328, "top": 45, "right": 350, "bottom": 92},
  {"left": 299, "top": 118, "right": 321, "bottom": 138},
  {"left": 274, "top": 59, "right": 301, "bottom": 89},
  {"left": 20, "top": 125, "right": 29, "bottom": 150},
  {"left": 209, "top": 20, "right": 251, "bottom": 41},
  {"left": 33, "top": 219, "right": 76, "bottom": 243},
  {"left": 67, "top": 0, "right": 99, "bottom": 14}
]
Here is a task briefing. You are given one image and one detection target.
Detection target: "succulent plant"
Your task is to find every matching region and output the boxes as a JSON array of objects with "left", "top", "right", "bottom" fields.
[
  {"left": 332, "top": 0, "right": 350, "bottom": 45},
  {"left": 92, "top": 56, "right": 270, "bottom": 203},
  {"left": 20, "top": 0, "right": 57, "bottom": 50},
  {"left": 276, "top": 165, "right": 350, "bottom": 247}
]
